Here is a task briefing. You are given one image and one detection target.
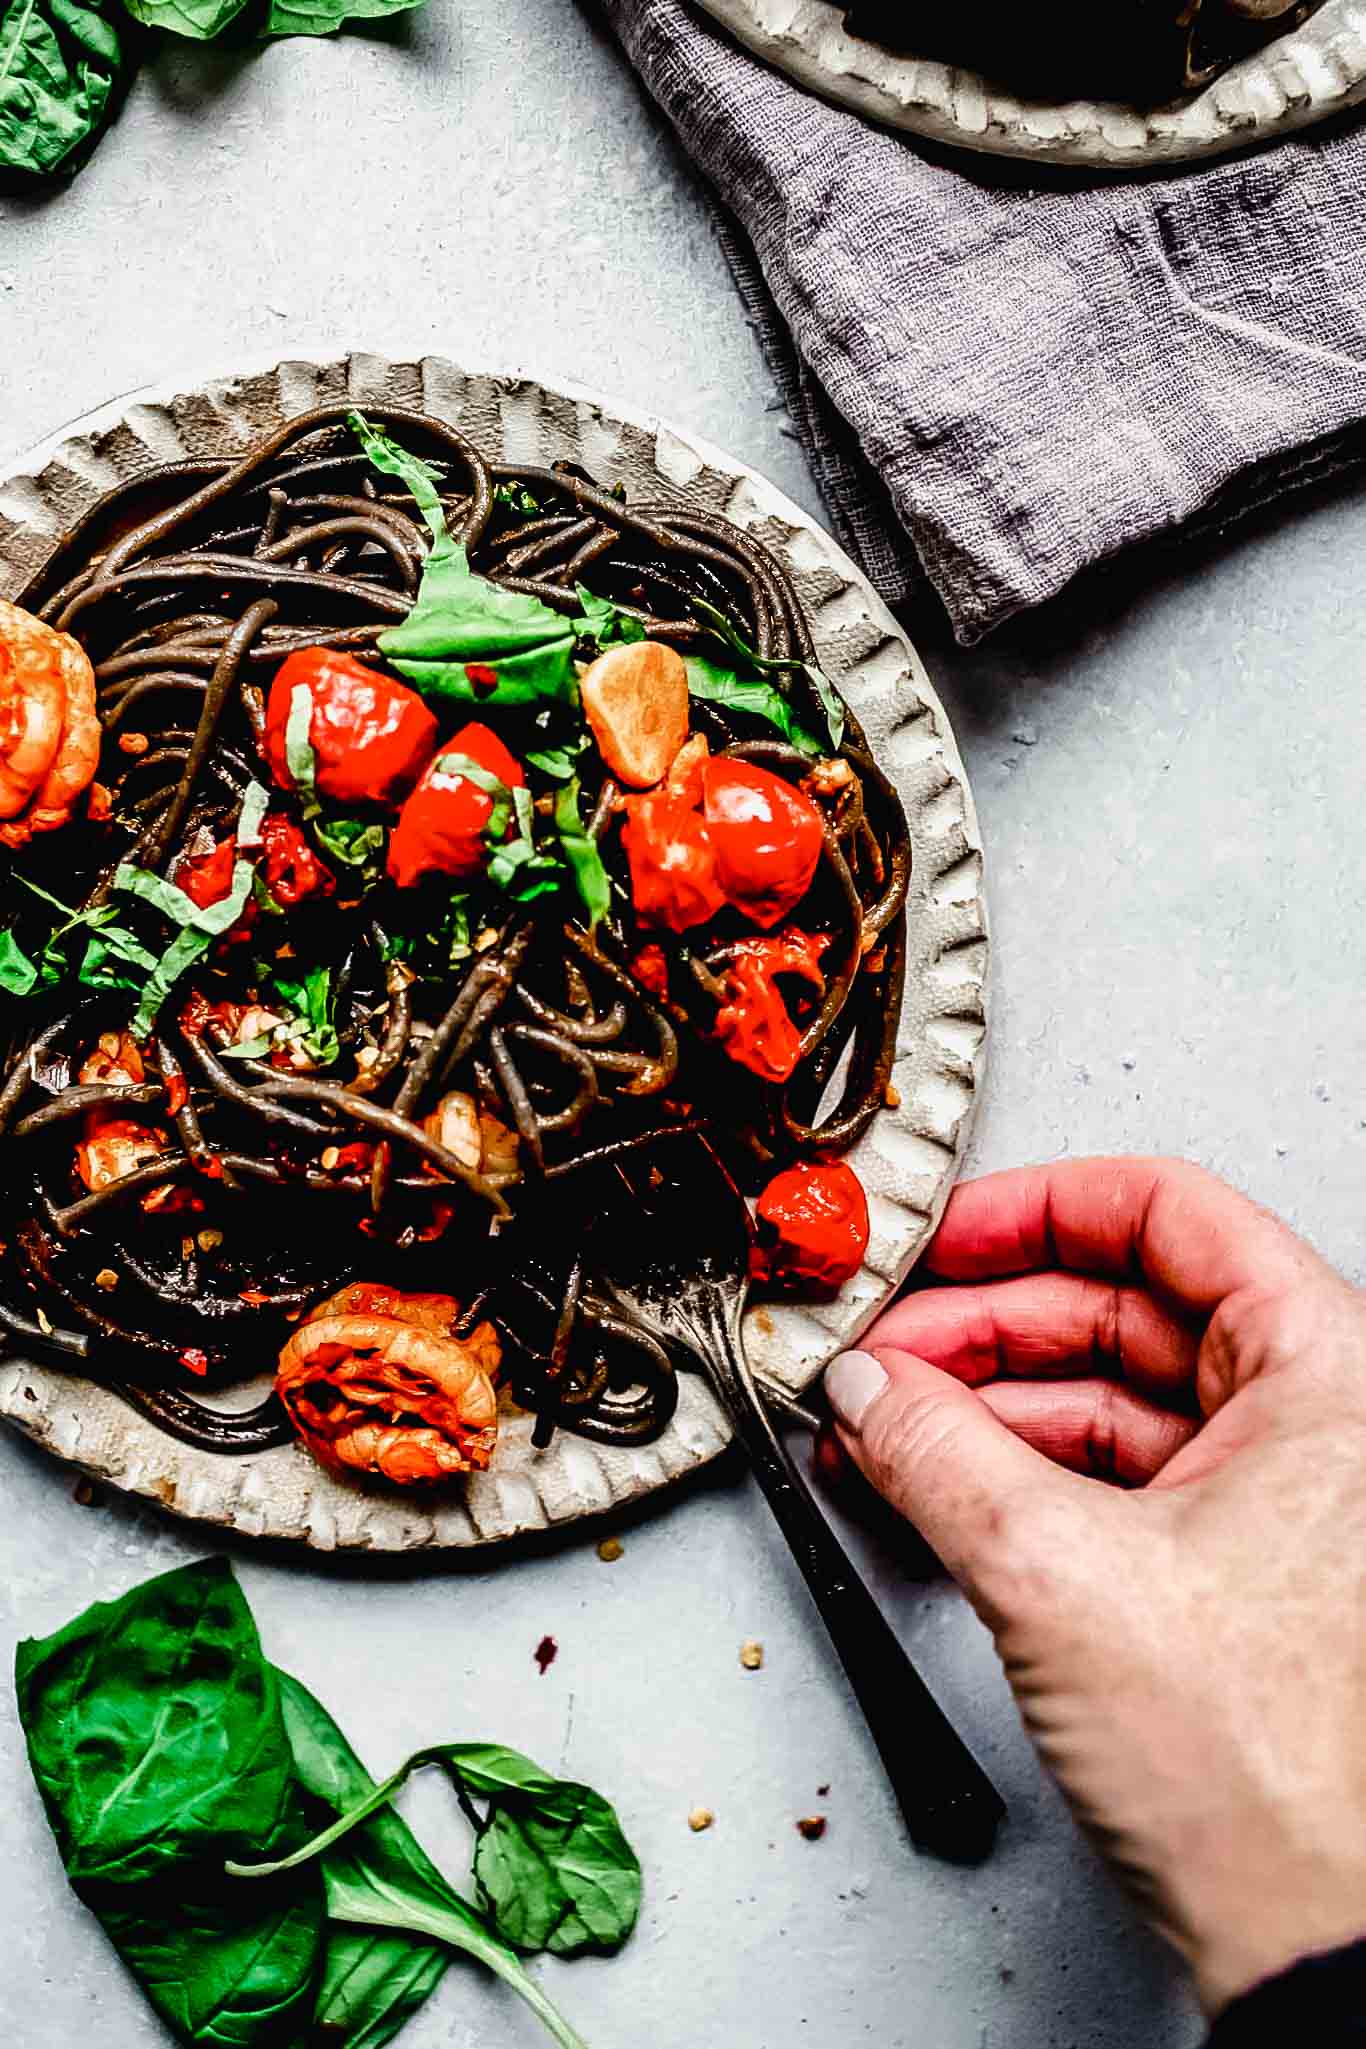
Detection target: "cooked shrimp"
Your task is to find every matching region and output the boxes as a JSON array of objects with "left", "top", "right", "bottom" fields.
[
  {"left": 276, "top": 1288, "right": 500, "bottom": 1483},
  {"left": 0, "top": 600, "right": 100, "bottom": 844},
  {"left": 79, "top": 1032, "right": 146, "bottom": 1089},
  {"left": 423, "top": 1091, "right": 519, "bottom": 1180},
  {"left": 0, "top": 600, "right": 67, "bottom": 819},
  {"left": 75, "top": 1118, "right": 168, "bottom": 1194}
]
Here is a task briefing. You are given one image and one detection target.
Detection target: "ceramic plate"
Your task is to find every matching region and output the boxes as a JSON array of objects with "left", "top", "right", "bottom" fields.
[
  {"left": 0, "top": 351, "right": 988, "bottom": 1551},
  {"left": 695, "top": 0, "right": 1366, "bottom": 167}
]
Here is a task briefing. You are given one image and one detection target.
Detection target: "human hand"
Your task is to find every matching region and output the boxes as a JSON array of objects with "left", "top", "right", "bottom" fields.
[{"left": 823, "top": 1157, "right": 1366, "bottom": 2013}]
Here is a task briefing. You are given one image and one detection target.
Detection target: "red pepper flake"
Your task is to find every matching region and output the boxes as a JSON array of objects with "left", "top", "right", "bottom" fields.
[
  {"left": 239, "top": 1287, "right": 273, "bottom": 1307},
  {"left": 165, "top": 1074, "right": 189, "bottom": 1116},
  {"left": 533, "top": 1634, "right": 558, "bottom": 1675},
  {"left": 179, "top": 1348, "right": 209, "bottom": 1378},
  {"left": 193, "top": 1152, "right": 225, "bottom": 1179},
  {"left": 464, "top": 663, "right": 499, "bottom": 697}
]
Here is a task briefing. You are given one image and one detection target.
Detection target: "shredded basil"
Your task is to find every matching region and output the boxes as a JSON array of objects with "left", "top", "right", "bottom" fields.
[
  {"left": 270, "top": 963, "right": 340, "bottom": 1067},
  {"left": 284, "top": 682, "right": 320, "bottom": 816},
  {"left": 237, "top": 777, "right": 270, "bottom": 849},
  {"left": 552, "top": 778, "right": 611, "bottom": 930}
]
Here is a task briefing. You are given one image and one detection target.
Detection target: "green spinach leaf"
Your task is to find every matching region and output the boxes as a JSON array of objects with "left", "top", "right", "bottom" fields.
[{"left": 0, "top": 0, "right": 123, "bottom": 177}]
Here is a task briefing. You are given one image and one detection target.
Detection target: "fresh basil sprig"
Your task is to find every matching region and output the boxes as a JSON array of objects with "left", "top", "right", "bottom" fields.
[
  {"left": 227, "top": 1736, "right": 641, "bottom": 1959},
  {"left": 15, "top": 1559, "right": 628, "bottom": 2049}
]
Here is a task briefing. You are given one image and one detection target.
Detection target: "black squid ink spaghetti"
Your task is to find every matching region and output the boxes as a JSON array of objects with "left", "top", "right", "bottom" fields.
[{"left": 0, "top": 405, "right": 910, "bottom": 1487}]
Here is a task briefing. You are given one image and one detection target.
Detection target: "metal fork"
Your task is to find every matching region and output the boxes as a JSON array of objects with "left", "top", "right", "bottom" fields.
[{"left": 596, "top": 1135, "right": 1005, "bottom": 1864}]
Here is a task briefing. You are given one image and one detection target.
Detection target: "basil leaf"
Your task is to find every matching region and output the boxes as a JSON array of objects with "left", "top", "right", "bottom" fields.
[
  {"left": 237, "top": 776, "right": 269, "bottom": 849},
  {"left": 357, "top": 417, "right": 580, "bottom": 708},
  {"left": 13, "top": 877, "right": 155, "bottom": 992},
  {"left": 573, "top": 585, "right": 643, "bottom": 648},
  {"left": 494, "top": 480, "right": 542, "bottom": 521},
  {"left": 131, "top": 926, "right": 214, "bottom": 1038},
  {"left": 383, "top": 543, "right": 581, "bottom": 708},
  {"left": 684, "top": 655, "right": 821, "bottom": 757},
  {"left": 115, "top": 857, "right": 254, "bottom": 941},
  {"left": 0, "top": 0, "right": 124, "bottom": 179},
  {"left": 270, "top": 962, "right": 339, "bottom": 1066},
  {"left": 275, "top": 1680, "right": 593, "bottom": 2049},
  {"left": 312, "top": 815, "right": 387, "bottom": 882},
  {"left": 349, "top": 408, "right": 449, "bottom": 548},
  {"left": 284, "top": 681, "right": 320, "bottom": 817},
  {"left": 553, "top": 777, "right": 611, "bottom": 929},
  {"left": 15, "top": 1559, "right": 301, "bottom": 1887},
  {"left": 486, "top": 837, "right": 563, "bottom": 902},
  {"left": 276, "top": 1673, "right": 450, "bottom": 2049},
  {"left": 688, "top": 597, "right": 845, "bottom": 750},
  {"left": 261, "top": 0, "right": 421, "bottom": 34},
  {"left": 121, "top": 0, "right": 246, "bottom": 36},
  {"left": 0, "top": 929, "right": 38, "bottom": 995},
  {"left": 15, "top": 1560, "right": 325, "bottom": 2044},
  {"left": 229, "top": 1737, "right": 640, "bottom": 1965},
  {"left": 525, "top": 741, "right": 584, "bottom": 781},
  {"left": 76, "top": 934, "right": 145, "bottom": 991},
  {"left": 220, "top": 1031, "right": 273, "bottom": 1060}
]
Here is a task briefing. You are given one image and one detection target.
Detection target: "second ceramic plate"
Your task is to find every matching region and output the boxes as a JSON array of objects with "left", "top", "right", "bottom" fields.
[{"left": 695, "top": 0, "right": 1366, "bottom": 167}]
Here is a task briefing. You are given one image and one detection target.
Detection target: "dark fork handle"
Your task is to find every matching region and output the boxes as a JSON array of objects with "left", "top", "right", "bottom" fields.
[{"left": 691, "top": 1292, "right": 1005, "bottom": 1862}]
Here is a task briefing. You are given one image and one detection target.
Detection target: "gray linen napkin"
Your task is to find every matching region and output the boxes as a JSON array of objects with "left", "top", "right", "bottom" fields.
[{"left": 597, "top": 0, "right": 1366, "bottom": 642}]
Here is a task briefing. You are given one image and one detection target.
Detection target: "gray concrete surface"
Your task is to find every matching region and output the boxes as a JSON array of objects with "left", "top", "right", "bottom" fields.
[{"left": 1, "top": 3, "right": 1362, "bottom": 2045}]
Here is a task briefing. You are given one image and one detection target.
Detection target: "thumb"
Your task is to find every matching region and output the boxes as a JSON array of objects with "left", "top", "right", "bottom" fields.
[{"left": 824, "top": 1344, "right": 1077, "bottom": 1608}]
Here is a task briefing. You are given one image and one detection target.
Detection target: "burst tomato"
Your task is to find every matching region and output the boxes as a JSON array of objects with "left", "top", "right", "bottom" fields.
[
  {"left": 621, "top": 790, "right": 725, "bottom": 933},
  {"left": 387, "top": 722, "right": 524, "bottom": 889},
  {"left": 264, "top": 648, "right": 437, "bottom": 807},
  {"left": 712, "top": 930, "right": 828, "bottom": 1083},
  {"left": 702, "top": 758, "right": 823, "bottom": 929},
  {"left": 261, "top": 814, "right": 335, "bottom": 907},
  {"left": 752, "top": 1160, "right": 869, "bottom": 1290}
]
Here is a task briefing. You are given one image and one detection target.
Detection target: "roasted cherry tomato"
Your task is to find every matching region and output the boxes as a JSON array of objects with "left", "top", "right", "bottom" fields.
[
  {"left": 621, "top": 790, "right": 725, "bottom": 933},
  {"left": 388, "top": 721, "right": 524, "bottom": 889},
  {"left": 178, "top": 813, "right": 334, "bottom": 919},
  {"left": 752, "top": 1160, "right": 869, "bottom": 1290},
  {"left": 177, "top": 837, "right": 237, "bottom": 910},
  {"left": 261, "top": 814, "right": 335, "bottom": 907},
  {"left": 703, "top": 758, "right": 823, "bottom": 929},
  {"left": 264, "top": 648, "right": 438, "bottom": 807},
  {"left": 712, "top": 930, "right": 828, "bottom": 1083}
]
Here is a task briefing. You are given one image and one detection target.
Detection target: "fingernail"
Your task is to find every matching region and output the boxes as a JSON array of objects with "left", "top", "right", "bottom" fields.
[{"left": 824, "top": 1350, "right": 888, "bottom": 1434}]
